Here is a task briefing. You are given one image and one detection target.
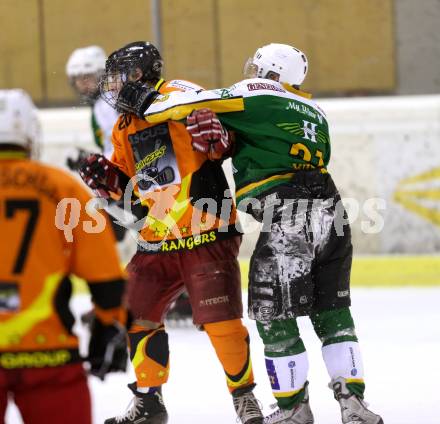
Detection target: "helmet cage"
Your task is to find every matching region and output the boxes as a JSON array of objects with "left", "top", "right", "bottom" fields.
[
  {"left": 99, "top": 68, "right": 127, "bottom": 110},
  {"left": 100, "top": 42, "right": 163, "bottom": 110},
  {"left": 243, "top": 57, "right": 282, "bottom": 81}
]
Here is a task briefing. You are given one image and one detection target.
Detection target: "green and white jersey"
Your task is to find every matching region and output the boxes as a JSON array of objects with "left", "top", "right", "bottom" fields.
[
  {"left": 144, "top": 78, "right": 331, "bottom": 203},
  {"left": 92, "top": 97, "right": 120, "bottom": 159}
]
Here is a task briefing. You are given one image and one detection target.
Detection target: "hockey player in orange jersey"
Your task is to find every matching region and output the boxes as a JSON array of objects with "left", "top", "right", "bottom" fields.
[
  {"left": 0, "top": 89, "right": 128, "bottom": 424},
  {"left": 79, "top": 41, "right": 263, "bottom": 424},
  {"left": 66, "top": 44, "right": 196, "bottom": 324}
]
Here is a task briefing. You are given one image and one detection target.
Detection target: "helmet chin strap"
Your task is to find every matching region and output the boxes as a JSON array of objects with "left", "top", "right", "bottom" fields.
[{"left": 138, "top": 71, "right": 159, "bottom": 87}]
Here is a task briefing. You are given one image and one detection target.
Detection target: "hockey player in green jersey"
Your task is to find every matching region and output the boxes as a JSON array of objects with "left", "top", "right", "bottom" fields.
[
  {"left": 66, "top": 45, "right": 120, "bottom": 160},
  {"left": 113, "top": 42, "right": 383, "bottom": 424}
]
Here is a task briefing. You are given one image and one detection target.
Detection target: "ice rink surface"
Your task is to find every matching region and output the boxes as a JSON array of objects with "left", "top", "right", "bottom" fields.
[{"left": 5, "top": 287, "right": 440, "bottom": 424}]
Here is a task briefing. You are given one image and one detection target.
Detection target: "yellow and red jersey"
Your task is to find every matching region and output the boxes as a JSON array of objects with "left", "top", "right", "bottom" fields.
[
  {"left": 111, "top": 79, "right": 240, "bottom": 253},
  {"left": 0, "top": 154, "right": 125, "bottom": 369}
]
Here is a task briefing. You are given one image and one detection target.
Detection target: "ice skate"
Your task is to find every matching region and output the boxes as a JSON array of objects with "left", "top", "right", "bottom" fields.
[
  {"left": 165, "top": 292, "right": 193, "bottom": 327},
  {"left": 232, "top": 384, "right": 264, "bottom": 423},
  {"left": 330, "top": 377, "right": 383, "bottom": 424},
  {"left": 263, "top": 384, "right": 314, "bottom": 424},
  {"left": 104, "top": 383, "right": 168, "bottom": 424}
]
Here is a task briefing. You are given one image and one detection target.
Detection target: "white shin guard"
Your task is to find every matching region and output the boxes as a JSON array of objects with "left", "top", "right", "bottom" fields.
[
  {"left": 265, "top": 351, "right": 309, "bottom": 397},
  {"left": 322, "top": 341, "right": 364, "bottom": 381}
]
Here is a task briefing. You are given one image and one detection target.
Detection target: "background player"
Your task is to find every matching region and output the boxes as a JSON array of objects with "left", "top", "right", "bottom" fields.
[
  {"left": 66, "top": 45, "right": 119, "bottom": 160},
  {"left": 113, "top": 43, "right": 384, "bottom": 424},
  {"left": 0, "top": 89, "right": 127, "bottom": 424},
  {"left": 79, "top": 41, "right": 264, "bottom": 424}
]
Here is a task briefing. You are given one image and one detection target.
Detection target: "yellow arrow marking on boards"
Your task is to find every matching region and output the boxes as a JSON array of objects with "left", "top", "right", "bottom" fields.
[{"left": 394, "top": 166, "right": 440, "bottom": 228}]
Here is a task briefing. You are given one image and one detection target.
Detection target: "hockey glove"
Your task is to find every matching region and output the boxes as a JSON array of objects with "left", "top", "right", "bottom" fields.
[
  {"left": 83, "top": 310, "right": 128, "bottom": 380},
  {"left": 66, "top": 148, "right": 93, "bottom": 171},
  {"left": 79, "top": 153, "right": 122, "bottom": 199},
  {"left": 186, "top": 108, "right": 232, "bottom": 160},
  {"left": 115, "top": 81, "right": 159, "bottom": 118}
]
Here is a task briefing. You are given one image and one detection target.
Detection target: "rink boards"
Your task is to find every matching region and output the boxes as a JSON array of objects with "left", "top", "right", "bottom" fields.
[
  {"left": 37, "top": 95, "right": 440, "bottom": 286},
  {"left": 70, "top": 254, "right": 440, "bottom": 292}
]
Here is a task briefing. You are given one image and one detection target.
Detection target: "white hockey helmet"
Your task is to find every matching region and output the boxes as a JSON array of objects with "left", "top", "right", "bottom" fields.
[
  {"left": 0, "top": 89, "right": 41, "bottom": 154},
  {"left": 244, "top": 43, "right": 308, "bottom": 86},
  {"left": 66, "top": 45, "right": 107, "bottom": 78}
]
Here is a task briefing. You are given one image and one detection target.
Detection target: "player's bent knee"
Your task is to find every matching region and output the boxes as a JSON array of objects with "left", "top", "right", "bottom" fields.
[
  {"left": 128, "top": 325, "right": 170, "bottom": 387},
  {"left": 310, "top": 307, "right": 357, "bottom": 345},
  {"left": 256, "top": 319, "right": 305, "bottom": 356}
]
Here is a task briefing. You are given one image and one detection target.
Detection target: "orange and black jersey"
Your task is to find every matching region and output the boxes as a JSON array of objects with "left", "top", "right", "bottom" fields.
[
  {"left": 111, "top": 79, "right": 240, "bottom": 253},
  {"left": 0, "top": 154, "right": 125, "bottom": 369}
]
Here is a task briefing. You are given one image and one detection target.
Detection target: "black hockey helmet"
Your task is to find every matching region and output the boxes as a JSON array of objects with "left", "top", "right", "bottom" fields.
[
  {"left": 100, "top": 41, "right": 163, "bottom": 109},
  {"left": 105, "top": 41, "right": 163, "bottom": 83}
]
